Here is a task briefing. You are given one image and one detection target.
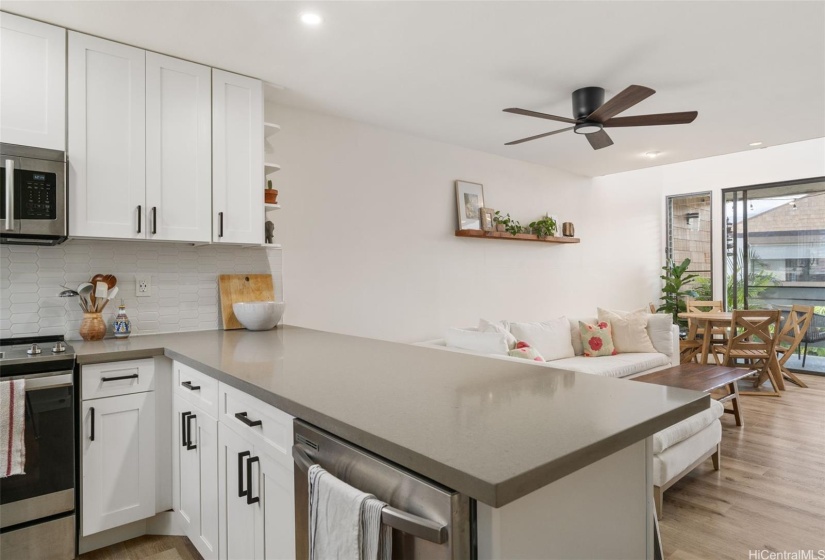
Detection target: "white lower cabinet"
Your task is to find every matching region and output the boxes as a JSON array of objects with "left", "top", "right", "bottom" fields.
[
  {"left": 81, "top": 391, "right": 156, "bottom": 536},
  {"left": 217, "top": 422, "right": 295, "bottom": 560},
  {"left": 173, "top": 395, "right": 219, "bottom": 560}
]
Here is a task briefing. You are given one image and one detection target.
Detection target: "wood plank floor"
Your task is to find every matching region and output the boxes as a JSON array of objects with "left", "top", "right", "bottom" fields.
[
  {"left": 78, "top": 535, "right": 201, "bottom": 560},
  {"left": 660, "top": 373, "right": 825, "bottom": 559}
]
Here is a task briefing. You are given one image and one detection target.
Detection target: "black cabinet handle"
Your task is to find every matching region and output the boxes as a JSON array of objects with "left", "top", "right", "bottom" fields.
[
  {"left": 182, "top": 381, "right": 200, "bottom": 391},
  {"left": 234, "top": 411, "right": 262, "bottom": 428},
  {"left": 181, "top": 411, "right": 191, "bottom": 447},
  {"left": 246, "top": 456, "right": 260, "bottom": 505},
  {"left": 90, "top": 407, "right": 95, "bottom": 441},
  {"left": 218, "top": 212, "right": 224, "bottom": 238},
  {"left": 186, "top": 413, "right": 197, "bottom": 450},
  {"left": 101, "top": 374, "right": 139, "bottom": 383},
  {"left": 238, "top": 451, "right": 250, "bottom": 498},
  {"left": 137, "top": 205, "right": 142, "bottom": 234},
  {"left": 151, "top": 206, "right": 157, "bottom": 234}
]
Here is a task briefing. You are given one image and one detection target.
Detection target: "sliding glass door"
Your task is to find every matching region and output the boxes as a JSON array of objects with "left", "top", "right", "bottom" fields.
[{"left": 723, "top": 177, "right": 825, "bottom": 374}]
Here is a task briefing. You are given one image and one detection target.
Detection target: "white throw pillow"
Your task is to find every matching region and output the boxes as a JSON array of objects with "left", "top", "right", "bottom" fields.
[
  {"left": 445, "top": 328, "right": 510, "bottom": 355},
  {"left": 478, "top": 319, "right": 517, "bottom": 349},
  {"left": 509, "top": 318, "right": 575, "bottom": 361},
  {"left": 597, "top": 307, "right": 657, "bottom": 353}
]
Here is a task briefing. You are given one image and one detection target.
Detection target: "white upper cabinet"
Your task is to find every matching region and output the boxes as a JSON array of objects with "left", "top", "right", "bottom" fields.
[
  {"left": 68, "top": 32, "right": 146, "bottom": 239},
  {"left": 0, "top": 13, "right": 66, "bottom": 150},
  {"left": 146, "top": 53, "right": 212, "bottom": 243},
  {"left": 212, "top": 69, "right": 263, "bottom": 245}
]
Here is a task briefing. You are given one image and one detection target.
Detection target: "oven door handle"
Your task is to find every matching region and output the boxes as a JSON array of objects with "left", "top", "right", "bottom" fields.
[
  {"left": 4, "top": 158, "right": 14, "bottom": 230},
  {"left": 25, "top": 373, "right": 74, "bottom": 391}
]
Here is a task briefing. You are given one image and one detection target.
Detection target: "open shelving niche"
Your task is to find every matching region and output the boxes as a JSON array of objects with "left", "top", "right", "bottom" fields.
[{"left": 262, "top": 121, "right": 282, "bottom": 248}]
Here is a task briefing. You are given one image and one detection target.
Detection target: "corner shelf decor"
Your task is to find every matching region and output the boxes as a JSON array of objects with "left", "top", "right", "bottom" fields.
[{"left": 454, "top": 229, "right": 580, "bottom": 244}]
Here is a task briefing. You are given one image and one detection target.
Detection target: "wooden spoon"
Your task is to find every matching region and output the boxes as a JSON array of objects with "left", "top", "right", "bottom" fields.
[{"left": 102, "top": 274, "right": 117, "bottom": 289}]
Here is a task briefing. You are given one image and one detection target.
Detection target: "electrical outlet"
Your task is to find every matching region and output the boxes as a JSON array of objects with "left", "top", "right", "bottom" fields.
[{"left": 136, "top": 274, "right": 151, "bottom": 297}]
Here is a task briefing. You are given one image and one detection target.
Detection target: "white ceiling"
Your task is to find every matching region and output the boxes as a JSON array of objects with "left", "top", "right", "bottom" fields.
[{"left": 4, "top": 1, "right": 825, "bottom": 177}]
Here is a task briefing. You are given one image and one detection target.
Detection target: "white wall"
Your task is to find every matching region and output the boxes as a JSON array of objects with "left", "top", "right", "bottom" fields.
[
  {"left": 596, "top": 138, "right": 825, "bottom": 301},
  {"left": 266, "top": 104, "right": 663, "bottom": 342}
]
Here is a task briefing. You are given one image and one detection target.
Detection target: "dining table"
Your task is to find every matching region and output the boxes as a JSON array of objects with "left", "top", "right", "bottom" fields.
[{"left": 678, "top": 310, "right": 786, "bottom": 391}]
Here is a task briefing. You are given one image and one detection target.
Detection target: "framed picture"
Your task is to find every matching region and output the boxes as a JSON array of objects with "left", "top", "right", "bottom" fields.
[
  {"left": 480, "top": 207, "right": 495, "bottom": 231},
  {"left": 455, "top": 181, "right": 485, "bottom": 230}
]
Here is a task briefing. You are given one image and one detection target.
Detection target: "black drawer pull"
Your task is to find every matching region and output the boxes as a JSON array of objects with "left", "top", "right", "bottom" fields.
[
  {"left": 238, "top": 451, "right": 250, "bottom": 498},
  {"left": 186, "top": 413, "right": 197, "bottom": 450},
  {"left": 90, "top": 407, "right": 95, "bottom": 441},
  {"left": 101, "top": 374, "right": 139, "bottom": 383},
  {"left": 181, "top": 411, "right": 191, "bottom": 447},
  {"left": 246, "top": 456, "right": 260, "bottom": 505},
  {"left": 234, "top": 411, "right": 262, "bottom": 428},
  {"left": 181, "top": 381, "right": 201, "bottom": 391}
]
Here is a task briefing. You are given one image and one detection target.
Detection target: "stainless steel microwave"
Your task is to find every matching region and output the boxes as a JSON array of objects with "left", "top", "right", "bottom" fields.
[{"left": 1, "top": 143, "right": 67, "bottom": 245}]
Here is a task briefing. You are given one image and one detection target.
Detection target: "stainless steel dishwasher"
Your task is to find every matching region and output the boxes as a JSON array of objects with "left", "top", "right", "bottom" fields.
[{"left": 292, "top": 420, "right": 474, "bottom": 559}]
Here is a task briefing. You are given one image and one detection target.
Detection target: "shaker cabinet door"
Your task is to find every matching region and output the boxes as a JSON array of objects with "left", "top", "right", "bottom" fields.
[
  {"left": 0, "top": 13, "right": 66, "bottom": 150},
  {"left": 68, "top": 32, "right": 146, "bottom": 239},
  {"left": 81, "top": 392, "right": 156, "bottom": 536},
  {"left": 212, "top": 69, "right": 263, "bottom": 245},
  {"left": 146, "top": 53, "right": 212, "bottom": 243}
]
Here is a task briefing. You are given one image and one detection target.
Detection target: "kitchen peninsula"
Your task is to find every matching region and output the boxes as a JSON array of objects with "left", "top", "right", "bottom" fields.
[{"left": 74, "top": 326, "right": 707, "bottom": 559}]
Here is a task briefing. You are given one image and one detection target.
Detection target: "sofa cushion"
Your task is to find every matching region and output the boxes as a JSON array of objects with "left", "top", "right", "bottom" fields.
[
  {"left": 509, "top": 318, "right": 575, "bottom": 361},
  {"left": 646, "top": 313, "right": 676, "bottom": 357},
  {"left": 478, "top": 319, "right": 517, "bottom": 349},
  {"left": 653, "top": 420, "right": 721, "bottom": 487},
  {"left": 579, "top": 321, "right": 617, "bottom": 357},
  {"left": 549, "top": 353, "right": 670, "bottom": 378},
  {"left": 653, "top": 399, "right": 724, "bottom": 454},
  {"left": 568, "top": 317, "right": 597, "bottom": 356},
  {"left": 444, "top": 328, "right": 509, "bottom": 355},
  {"left": 597, "top": 308, "right": 658, "bottom": 353},
  {"left": 508, "top": 342, "right": 545, "bottom": 362}
]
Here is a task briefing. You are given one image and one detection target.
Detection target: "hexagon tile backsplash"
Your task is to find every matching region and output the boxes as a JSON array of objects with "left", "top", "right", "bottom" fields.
[{"left": 0, "top": 241, "right": 283, "bottom": 340}]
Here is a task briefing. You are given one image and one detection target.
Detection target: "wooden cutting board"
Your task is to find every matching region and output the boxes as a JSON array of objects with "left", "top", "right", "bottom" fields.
[{"left": 218, "top": 274, "right": 276, "bottom": 330}]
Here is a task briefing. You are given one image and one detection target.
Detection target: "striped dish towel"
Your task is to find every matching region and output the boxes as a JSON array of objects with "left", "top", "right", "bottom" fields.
[{"left": 0, "top": 379, "right": 26, "bottom": 478}]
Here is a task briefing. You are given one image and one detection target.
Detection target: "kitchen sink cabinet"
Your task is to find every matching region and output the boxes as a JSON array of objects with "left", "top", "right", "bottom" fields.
[
  {"left": 81, "top": 391, "right": 156, "bottom": 536},
  {"left": 212, "top": 69, "right": 264, "bottom": 245},
  {"left": 0, "top": 13, "right": 66, "bottom": 150},
  {"left": 173, "top": 394, "right": 219, "bottom": 560}
]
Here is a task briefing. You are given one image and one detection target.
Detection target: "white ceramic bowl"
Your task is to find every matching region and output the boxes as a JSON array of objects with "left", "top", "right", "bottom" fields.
[{"left": 232, "top": 301, "right": 285, "bottom": 331}]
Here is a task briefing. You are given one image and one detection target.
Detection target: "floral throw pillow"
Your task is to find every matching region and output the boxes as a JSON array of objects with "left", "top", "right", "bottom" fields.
[
  {"left": 578, "top": 321, "right": 617, "bottom": 357},
  {"left": 508, "top": 341, "right": 545, "bottom": 362}
]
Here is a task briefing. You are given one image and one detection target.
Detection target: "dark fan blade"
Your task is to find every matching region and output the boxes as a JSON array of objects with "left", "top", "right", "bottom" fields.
[
  {"left": 586, "top": 85, "right": 655, "bottom": 123},
  {"left": 503, "top": 108, "right": 578, "bottom": 125},
  {"left": 586, "top": 129, "right": 614, "bottom": 150},
  {"left": 603, "top": 111, "right": 698, "bottom": 127},
  {"left": 505, "top": 127, "right": 574, "bottom": 145}
]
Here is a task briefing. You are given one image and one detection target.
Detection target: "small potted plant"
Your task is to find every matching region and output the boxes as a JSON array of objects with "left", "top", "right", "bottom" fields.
[
  {"left": 528, "top": 216, "right": 557, "bottom": 239},
  {"left": 265, "top": 179, "right": 279, "bottom": 204},
  {"left": 493, "top": 211, "right": 523, "bottom": 236}
]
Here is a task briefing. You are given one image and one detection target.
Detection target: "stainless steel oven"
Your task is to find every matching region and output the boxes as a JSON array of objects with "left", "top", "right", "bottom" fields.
[
  {"left": 1, "top": 143, "right": 67, "bottom": 245},
  {"left": 0, "top": 336, "right": 76, "bottom": 560}
]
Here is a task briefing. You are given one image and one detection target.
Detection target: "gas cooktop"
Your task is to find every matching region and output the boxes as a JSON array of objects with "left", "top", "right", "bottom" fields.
[{"left": 0, "top": 335, "right": 76, "bottom": 375}]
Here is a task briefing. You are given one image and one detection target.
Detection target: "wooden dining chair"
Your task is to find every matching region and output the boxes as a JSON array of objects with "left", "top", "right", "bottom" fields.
[
  {"left": 687, "top": 300, "right": 729, "bottom": 359},
  {"left": 686, "top": 300, "right": 723, "bottom": 313},
  {"left": 649, "top": 302, "right": 657, "bottom": 314},
  {"left": 775, "top": 305, "right": 814, "bottom": 388},
  {"left": 717, "top": 310, "right": 782, "bottom": 397}
]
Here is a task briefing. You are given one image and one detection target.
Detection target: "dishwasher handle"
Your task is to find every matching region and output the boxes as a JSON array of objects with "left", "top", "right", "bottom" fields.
[{"left": 292, "top": 444, "right": 448, "bottom": 545}]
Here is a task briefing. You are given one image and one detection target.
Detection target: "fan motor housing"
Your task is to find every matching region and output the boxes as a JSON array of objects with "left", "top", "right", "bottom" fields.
[{"left": 572, "top": 87, "right": 605, "bottom": 120}]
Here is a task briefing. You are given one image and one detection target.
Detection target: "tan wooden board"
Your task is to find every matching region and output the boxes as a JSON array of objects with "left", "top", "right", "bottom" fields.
[{"left": 218, "top": 274, "right": 275, "bottom": 330}]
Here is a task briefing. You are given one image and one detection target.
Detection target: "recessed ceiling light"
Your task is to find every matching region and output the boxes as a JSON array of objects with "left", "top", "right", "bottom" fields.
[
  {"left": 300, "top": 12, "right": 323, "bottom": 26},
  {"left": 644, "top": 151, "right": 660, "bottom": 159},
  {"left": 749, "top": 141, "right": 763, "bottom": 147}
]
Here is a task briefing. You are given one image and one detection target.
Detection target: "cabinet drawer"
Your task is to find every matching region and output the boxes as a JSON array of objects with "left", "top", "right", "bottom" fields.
[
  {"left": 82, "top": 359, "right": 155, "bottom": 400},
  {"left": 174, "top": 361, "right": 219, "bottom": 418},
  {"left": 218, "top": 383, "right": 293, "bottom": 459}
]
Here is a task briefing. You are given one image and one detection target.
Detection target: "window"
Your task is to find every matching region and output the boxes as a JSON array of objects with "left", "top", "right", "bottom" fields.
[{"left": 666, "top": 192, "right": 713, "bottom": 299}]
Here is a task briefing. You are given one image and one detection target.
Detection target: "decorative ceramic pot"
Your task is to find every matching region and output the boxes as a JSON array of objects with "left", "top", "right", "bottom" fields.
[
  {"left": 80, "top": 312, "right": 106, "bottom": 341},
  {"left": 495, "top": 224, "right": 505, "bottom": 232},
  {"left": 112, "top": 303, "right": 131, "bottom": 339},
  {"left": 562, "top": 222, "right": 575, "bottom": 237},
  {"left": 265, "top": 189, "right": 279, "bottom": 204}
]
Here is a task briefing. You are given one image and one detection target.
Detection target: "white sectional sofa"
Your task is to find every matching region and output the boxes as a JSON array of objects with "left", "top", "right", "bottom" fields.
[{"left": 418, "top": 314, "right": 680, "bottom": 379}]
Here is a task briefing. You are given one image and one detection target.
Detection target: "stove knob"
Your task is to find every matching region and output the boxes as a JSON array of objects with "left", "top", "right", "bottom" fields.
[
  {"left": 52, "top": 341, "right": 66, "bottom": 353},
  {"left": 27, "top": 344, "right": 42, "bottom": 355}
]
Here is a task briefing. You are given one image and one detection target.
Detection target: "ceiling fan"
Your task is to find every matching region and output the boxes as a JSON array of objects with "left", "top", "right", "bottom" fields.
[{"left": 503, "top": 85, "right": 698, "bottom": 150}]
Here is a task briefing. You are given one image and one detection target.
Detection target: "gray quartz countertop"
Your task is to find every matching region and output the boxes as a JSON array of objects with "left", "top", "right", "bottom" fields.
[{"left": 73, "top": 326, "right": 708, "bottom": 507}]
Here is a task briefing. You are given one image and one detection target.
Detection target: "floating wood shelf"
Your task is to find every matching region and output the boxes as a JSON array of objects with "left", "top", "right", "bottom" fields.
[{"left": 455, "top": 229, "right": 580, "bottom": 244}]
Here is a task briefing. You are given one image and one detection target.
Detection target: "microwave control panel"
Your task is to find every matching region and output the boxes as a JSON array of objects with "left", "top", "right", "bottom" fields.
[{"left": 19, "top": 171, "right": 57, "bottom": 220}]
